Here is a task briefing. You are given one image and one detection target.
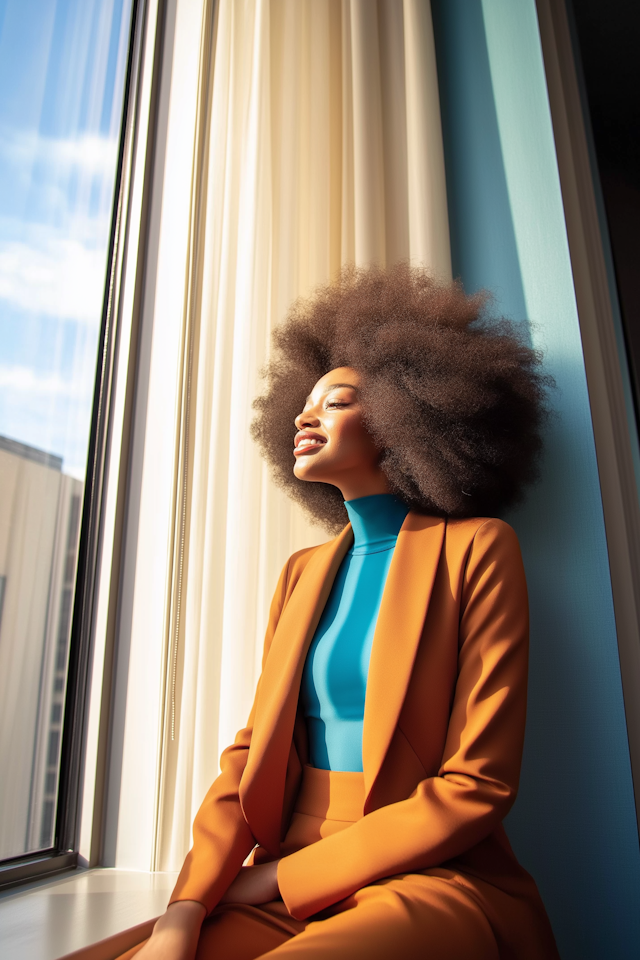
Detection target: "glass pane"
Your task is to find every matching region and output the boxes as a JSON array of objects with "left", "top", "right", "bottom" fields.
[{"left": 0, "top": 0, "right": 133, "bottom": 860}]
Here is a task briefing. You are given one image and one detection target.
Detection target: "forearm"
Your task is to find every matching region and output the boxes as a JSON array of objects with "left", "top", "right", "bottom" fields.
[
  {"left": 135, "top": 901, "right": 206, "bottom": 960},
  {"left": 277, "top": 773, "right": 511, "bottom": 918},
  {"left": 168, "top": 721, "right": 259, "bottom": 911},
  {"left": 171, "top": 558, "right": 292, "bottom": 911},
  {"left": 219, "top": 860, "right": 280, "bottom": 905}
]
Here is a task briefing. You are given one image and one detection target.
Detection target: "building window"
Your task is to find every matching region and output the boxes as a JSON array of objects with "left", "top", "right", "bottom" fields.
[{"left": 0, "top": 0, "right": 134, "bottom": 867}]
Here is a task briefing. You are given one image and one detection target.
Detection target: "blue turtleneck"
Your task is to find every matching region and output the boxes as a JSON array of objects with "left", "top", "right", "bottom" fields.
[{"left": 300, "top": 493, "right": 409, "bottom": 771}]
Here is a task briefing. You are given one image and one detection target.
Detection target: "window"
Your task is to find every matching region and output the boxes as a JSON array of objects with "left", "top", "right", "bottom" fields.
[{"left": 0, "top": 0, "right": 134, "bottom": 877}]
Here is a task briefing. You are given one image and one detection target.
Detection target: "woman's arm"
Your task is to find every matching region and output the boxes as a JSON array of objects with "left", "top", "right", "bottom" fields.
[
  {"left": 219, "top": 860, "right": 280, "bottom": 904},
  {"left": 130, "top": 902, "right": 206, "bottom": 960},
  {"left": 165, "top": 558, "right": 292, "bottom": 914},
  {"left": 133, "top": 862, "right": 281, "bottom": 960},
  {"left": 277, "top": 519, "right": 530, "bottom": 919}
]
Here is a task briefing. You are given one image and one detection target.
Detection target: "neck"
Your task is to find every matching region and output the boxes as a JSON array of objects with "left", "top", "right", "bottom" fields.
[{"left": 336, "top": 474, "right": 392, "bottom": 501}]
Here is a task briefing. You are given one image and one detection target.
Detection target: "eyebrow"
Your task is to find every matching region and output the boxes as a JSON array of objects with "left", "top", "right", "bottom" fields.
[{"left": 305, "top": 382, "right": 357, "bottom": 403}]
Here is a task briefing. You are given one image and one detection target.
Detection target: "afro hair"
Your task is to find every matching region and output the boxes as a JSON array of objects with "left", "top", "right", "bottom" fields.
[{"left": 251, "top": 262, "right": 552, "bottom": 534}]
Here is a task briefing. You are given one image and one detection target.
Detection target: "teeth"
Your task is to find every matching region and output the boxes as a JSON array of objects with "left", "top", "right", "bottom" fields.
[{"left": 297, "top": 438, "right": 324, "bottom": 448}]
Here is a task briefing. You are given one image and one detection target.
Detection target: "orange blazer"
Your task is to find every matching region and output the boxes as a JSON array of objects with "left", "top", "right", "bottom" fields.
[{"left": 170, "top": 513, "right": 557, "bottom": 953}]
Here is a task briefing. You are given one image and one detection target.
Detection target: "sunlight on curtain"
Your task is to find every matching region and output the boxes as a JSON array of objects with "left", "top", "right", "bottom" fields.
[{"left": 156, "top": 0, "right": 450, "bottom": 869}]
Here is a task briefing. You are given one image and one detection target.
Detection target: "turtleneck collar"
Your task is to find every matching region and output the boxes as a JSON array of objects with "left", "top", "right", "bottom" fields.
[{"left": 344, "top": 493, "right": 409, "bottom": 555}]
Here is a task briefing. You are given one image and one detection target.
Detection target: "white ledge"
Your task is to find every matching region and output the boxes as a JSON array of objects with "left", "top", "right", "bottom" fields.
[{"left": 0, "top": 868, "right": 177, "bottom": 960}]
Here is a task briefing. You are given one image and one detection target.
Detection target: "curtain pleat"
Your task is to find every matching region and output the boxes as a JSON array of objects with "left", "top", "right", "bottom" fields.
[{"left": 156, "top": 0, "right": 451, "bottom": 870}]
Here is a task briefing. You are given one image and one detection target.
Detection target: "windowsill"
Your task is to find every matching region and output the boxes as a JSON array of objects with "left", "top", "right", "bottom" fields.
[{"left": 0, "top": 867, "right": 178, "bottom": 960}]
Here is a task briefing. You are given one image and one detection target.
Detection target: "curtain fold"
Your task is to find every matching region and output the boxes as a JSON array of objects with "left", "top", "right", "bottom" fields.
[{"left": 156, "top": 0, "right": 451, "bottom": 870}]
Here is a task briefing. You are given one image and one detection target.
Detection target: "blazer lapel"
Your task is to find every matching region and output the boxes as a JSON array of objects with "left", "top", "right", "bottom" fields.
[
  {"left": 362, "top": 513, "right": 445, "bottom": 807},
  {"left": 239, "top": 523, "right": 353, "bottom": 852}
]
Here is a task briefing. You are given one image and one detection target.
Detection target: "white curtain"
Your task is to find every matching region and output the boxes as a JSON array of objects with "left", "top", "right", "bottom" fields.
[{"left": 156, "top": 0, "right": 451, "bottom": 870}]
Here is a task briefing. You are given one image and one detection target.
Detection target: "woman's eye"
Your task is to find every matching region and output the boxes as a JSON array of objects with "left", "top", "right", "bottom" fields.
[{"left": 326, "top": 400, "right": 348, "bottom": 409}]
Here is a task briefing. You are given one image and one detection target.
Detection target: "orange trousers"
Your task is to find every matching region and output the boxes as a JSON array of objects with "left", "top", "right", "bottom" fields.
[{"left": 120, "top": 767, "right": 503, "bottom": 960}]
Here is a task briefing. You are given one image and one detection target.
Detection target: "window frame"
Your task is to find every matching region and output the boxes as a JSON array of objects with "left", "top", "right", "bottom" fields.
[{"left": 0, "top": 0, "right": 147, "bottom": 891}]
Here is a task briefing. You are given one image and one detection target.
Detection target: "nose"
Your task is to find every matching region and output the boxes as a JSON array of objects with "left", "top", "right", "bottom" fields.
[{"left": 295, "top": 405, "right": 320, "bottom": 431}]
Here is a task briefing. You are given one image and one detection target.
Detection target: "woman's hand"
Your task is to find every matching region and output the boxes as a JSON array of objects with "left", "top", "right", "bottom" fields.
[
  {"left": 131, "top": 864, "right": 279, "bottom": 959},
  {"left": 220, "top": 860, "right": 280, "bottom": 905},
  {"left": 133, "top": 900, "right": 206, "bottom": 960}
]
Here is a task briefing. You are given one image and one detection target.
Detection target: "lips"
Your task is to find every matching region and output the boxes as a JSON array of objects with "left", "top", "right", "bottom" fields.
[{"left": 293, "top": 431, "right": 327, "bottom": 455}]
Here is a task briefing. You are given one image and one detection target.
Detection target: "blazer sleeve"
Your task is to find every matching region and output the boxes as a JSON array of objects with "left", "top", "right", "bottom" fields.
[
  {"left": 168, "top": 557, "right": 292, "bottom": 913},
  {"left": 277, "top": 518, "right": 530, "bottom": 919}
]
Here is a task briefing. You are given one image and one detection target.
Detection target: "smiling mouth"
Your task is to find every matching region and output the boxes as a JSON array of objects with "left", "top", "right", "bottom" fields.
[{"left": 293, "top": 437, "right": 326, "bottom": 456}]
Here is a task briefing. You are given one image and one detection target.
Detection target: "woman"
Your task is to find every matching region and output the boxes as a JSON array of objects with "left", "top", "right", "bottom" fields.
[{"left": 130, "top": 265, "right": 560, "bottom": 959}]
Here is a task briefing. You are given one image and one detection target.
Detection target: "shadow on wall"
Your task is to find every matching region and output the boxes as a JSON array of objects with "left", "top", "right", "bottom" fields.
[
  {"left": 432, "top": 0, "right": 528, "bottom": 334},
  {"left": 432, "top": 1, "right": 640, "bottom": 958}
]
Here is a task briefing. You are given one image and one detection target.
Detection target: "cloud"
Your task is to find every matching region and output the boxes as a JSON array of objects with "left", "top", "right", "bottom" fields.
[
  {"left": 0, "top": 362, "right": 96, "bottom": 479},
  {"left": 0, "top": 236, "right": 107, "bottom": 323},
  {"left": 0, "top": 129, "right": 118, "bottom": 178},
  {"left": 0, "top": 365, "right": 92, "bottom": 400},
  {"left": 0, "top": 125, "right": 119, "bottom": 321}
]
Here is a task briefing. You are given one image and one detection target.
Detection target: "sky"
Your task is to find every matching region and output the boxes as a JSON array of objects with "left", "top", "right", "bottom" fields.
[{"left": 0, "top": 0, "right": 132, "bottom": 479}]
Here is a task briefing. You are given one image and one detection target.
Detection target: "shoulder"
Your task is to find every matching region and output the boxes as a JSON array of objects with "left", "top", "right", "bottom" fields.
[
  {"left": 266, "top": 537, "right": 336, "bottom": 635},
  {"left": 441, "top": 517, "right": 524, "bottom": 589},
  {"left": 287, "top": 542, "right": 327, "bottom": 573},
  {"left": 444, "top": 515, "right": 520, "bottom": 551},
  {"left": 282, "top": 537, "right": 337, "bottom": 595}
]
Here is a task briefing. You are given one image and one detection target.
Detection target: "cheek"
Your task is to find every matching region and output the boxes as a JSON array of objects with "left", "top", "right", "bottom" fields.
[{"left": 334, "top": 416, "right": 377, "bottom": 457}]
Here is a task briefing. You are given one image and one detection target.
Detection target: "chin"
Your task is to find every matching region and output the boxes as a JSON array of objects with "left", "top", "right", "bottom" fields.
[{"left": 294, "top": 463, "right": 322, "bottom": 484}]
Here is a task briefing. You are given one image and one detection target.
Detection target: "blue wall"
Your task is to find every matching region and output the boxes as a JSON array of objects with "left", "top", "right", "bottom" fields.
[{"left": 431, "top": 1, "right": 640, "bottom": 957}]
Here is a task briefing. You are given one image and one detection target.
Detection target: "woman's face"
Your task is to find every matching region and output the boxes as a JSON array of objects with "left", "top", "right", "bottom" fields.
[{"left": 293, "top": 367, "right": 390, "bottom": 501}]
